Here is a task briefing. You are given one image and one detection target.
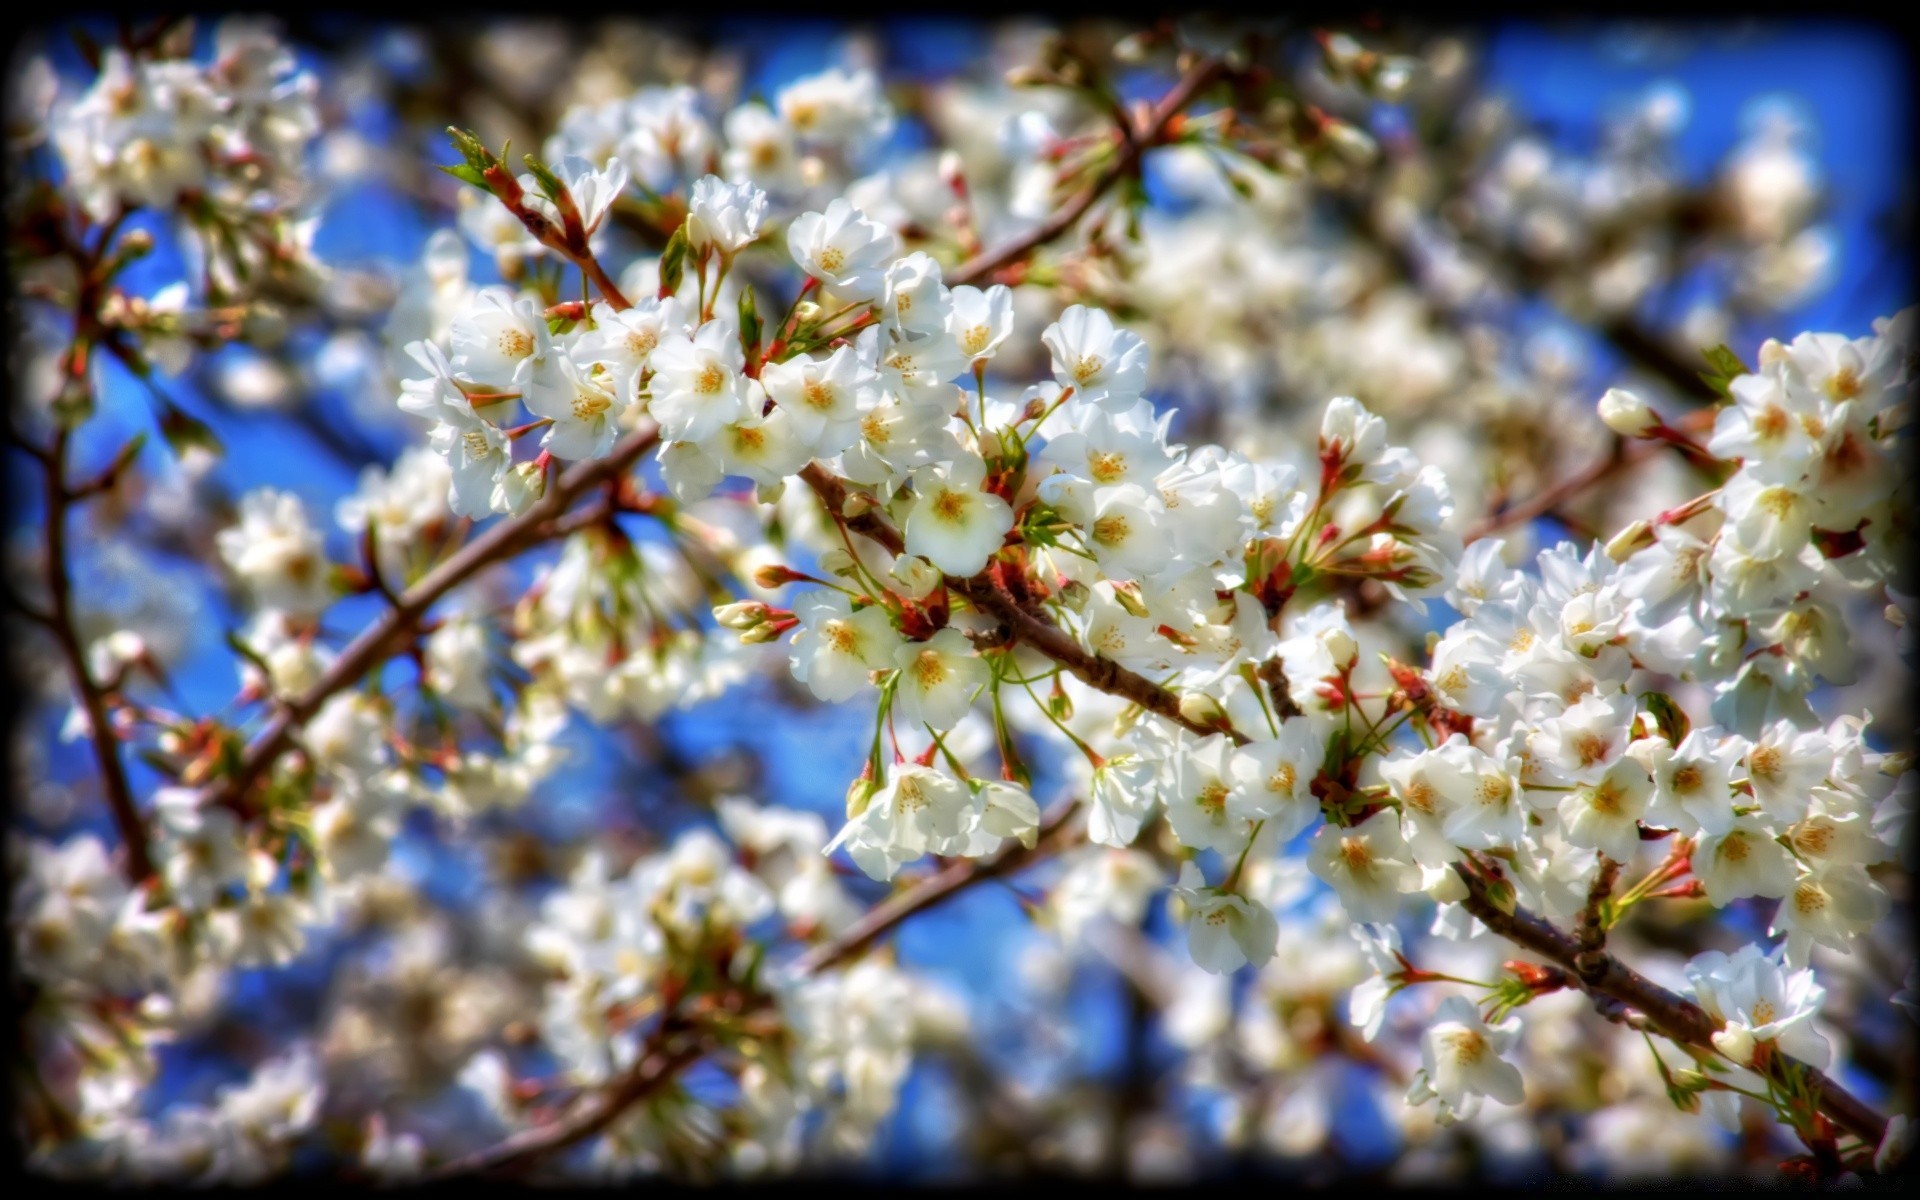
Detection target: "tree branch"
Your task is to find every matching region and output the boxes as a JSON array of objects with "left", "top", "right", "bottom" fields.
[
  {"left": 40, "top": 427, "right": 155, "bottom": 883},
  {"left": 946, "top": 55, "right": 1222, "bottom": 288},
  {"left": 204, "top": 426, "right": 659, "bottom": 811},
  {"left": 1453, "top": 865, "right": 1889, "bottom": 1148}
]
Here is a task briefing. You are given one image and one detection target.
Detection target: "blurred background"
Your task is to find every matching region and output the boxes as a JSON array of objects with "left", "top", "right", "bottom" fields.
[{"left": 7, "top": 15, "right": 1913, "bottom": 1182}]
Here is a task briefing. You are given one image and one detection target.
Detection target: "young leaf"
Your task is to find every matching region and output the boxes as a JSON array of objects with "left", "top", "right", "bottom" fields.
[
  {"left": 659, "top": 223, "right": 689, "bottom": 297},
  {"left": 1697, "top": 343, "right": 1750, "bottom": 399}
]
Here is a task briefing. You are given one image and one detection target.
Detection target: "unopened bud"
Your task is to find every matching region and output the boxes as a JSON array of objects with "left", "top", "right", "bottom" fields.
[
  {"left": 1177, "top": 692, "right": 1229, "bottom": 729},
  {"left": 1323, "top": 628, "right": 1358, "bottom": 668},
  {"left": 1323, "top": 120, "right": 1378, "bottom": 167},
  {"left": 938, "top": 149, "right": 965, "bottom": 191},
  {"left": 1605, "top": 519, "right": 1654, "bottom": 562},
  {"left": 739, "top": 621, "right": 784, "bottom": 644},
  {"left": 492, "top": 460, "right": 547, "bottom": 515},
  {"left": 752, "top": 564, "right": 801, "bottom": 590},
  {"left": 1112, "top": 581, "right": 1149, "bottom": 619},
  {"left": 889, "top": 555, "right": 941, "bottom": 601},
  {"left": 714, "top": 601, "right": 771, "bottom": 630},
  {"left": 846, "top": 773, "right": 879, "bottom": 819},
  {"left": 794, "top": 300, "right": 823, "bottom": 324},
  {"left": 1710, "top": 1023, "right": 1756, "bottom": 1066},
  {"left": 1480, "top": 876, "right": 1517, "bottom": 915},
  {"left": 1598, "top": 387, "right": 1660, "bottom": 438},
  {"left": 841, "top": 491, "right": 874, "bottom": 519},
  {"left": 1056, "top": 578, "right": 1090, "bottom": 613}
]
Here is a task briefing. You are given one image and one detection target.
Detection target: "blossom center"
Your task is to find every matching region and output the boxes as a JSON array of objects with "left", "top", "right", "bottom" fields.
[{"left": 498, "top": 328, "right": 534, "bottom": 359}]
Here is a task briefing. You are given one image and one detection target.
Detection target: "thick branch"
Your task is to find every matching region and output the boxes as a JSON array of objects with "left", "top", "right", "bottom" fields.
[
  {"left": 1454, "top": 866, "right": 1889, "bottom": 1147},
  {"left": 205, "top": 427, "right": 659, "bottom": 810}
]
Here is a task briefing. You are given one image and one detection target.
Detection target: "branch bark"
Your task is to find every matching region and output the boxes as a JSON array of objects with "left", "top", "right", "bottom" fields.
[
  {"left": 1454, "top": 865, "right": 1889, "bottom": 1148},
  {"left": 40, "top": 427, "right": 155, "bottom": 883}
]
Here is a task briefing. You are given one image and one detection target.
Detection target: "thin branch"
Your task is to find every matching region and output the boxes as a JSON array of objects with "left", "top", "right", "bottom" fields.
[
  {"left": 947, "top": 55, "right": 1222, "bottom": 287},
  {"left": 203, "top": 427, "right": 659, "bottom": 812},
  {"left": 793, "top": 799, "right": 1082, "bottom": 976},
  {"left": 39, "top": 427, "right": 154, "bottom": 882},
  {"left": 796, "top": 462, "right": 1226, "bottom": 743}
]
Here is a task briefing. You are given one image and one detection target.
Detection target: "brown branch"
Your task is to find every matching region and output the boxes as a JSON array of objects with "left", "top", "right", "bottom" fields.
[
  {"left": 429, "top": 1030, "right": 704, "bottom": 1178},
  {"left": 946, "top": 55, "right": 1222, "bottom": 287},
  {"left": 204, "top": 427, "right": 659, "bottom": 812},
  {"left": 792, "top": 799, "right": 1082, "bottom": 977},
  {"left": 1465, "top": 433, "right": 1640, "bottom": 544},
  {"left": 40, "top": 427, "right": 154, "bottom": 883},
  {"left": 437, "top": 802, "right": 1087, "bottom": 1178},
  {"left": 1572, "top": 852, "right": 1621, "bottom": 983},
  {"left": 795, "top": 463, "right": 1226, "bottom": 743},
  {"left": 1453, "top": 865, "right": 1889, "bottom": 1148}
]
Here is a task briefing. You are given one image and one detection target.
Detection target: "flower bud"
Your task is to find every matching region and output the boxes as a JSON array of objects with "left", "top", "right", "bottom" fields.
[
  {"left": 739, "top": 621, "right": 785, "bottom": 644},
  {"left": 1323, "top": 628, "right": 1358, "bottom": 668},
  {"left": 752, "top": 564, "right": 801, "bottom": 590},
  {"left": 755, "top": 479, "right": 785, "bottom": 506},
  {"left": 1605, "top": 519, "right": 1654, "bottom": 562},
  {"left": 1178, "top": 692, "right": 1228, "bottom": 729},
  {"left": 846, "top": 773, "right": 879, "bottom": 819},
  {"left": 1112, "top": 581, "right": 1149, "bottom": 619},
  {"left": 1427, "top": 868, "right": 1469, "bottom": 904},
  {"left": 1711, "top": 1023, "right": 1756, "bottom": 1065},
  {"left": 1480, "top": 876, "right": 1517, "bottom": 914},
  {"left": 889, "top": 555, "right": 941, "bottom": 601},
  {"left": 713, "top": 601, "right": 770, "bottom": 630},
  {"left": 794, "top": 300, "right": 823, "bottom": 324},
  {"left": 1056, "top": 578, "right": 1090, "bottom": 613},
  {"left": 1757, "top": 337, "right": 1789, "bottom": 368},
  {"left": 1324, "top": 120, "right": 1378, "bottom": 167},
  {"left": 841, "top": 491, "right": 874, "bottom": 519},
  {"left": 1598, "top": 387, "right": 1660, "bottom": 438},
  {"left": 492, "top": 460, "right": 547, "bottom": 515}
]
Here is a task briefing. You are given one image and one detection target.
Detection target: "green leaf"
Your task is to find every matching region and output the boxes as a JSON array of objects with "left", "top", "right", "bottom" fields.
[
  {"left": 520, "top": 154, "right": 566, "bottom": 203},
  {"left": 223, "top": 629, "right": 272, "bottom": 678},
  {"left": 1697, "top": 343, "right": 1750, "bottom": 399},
  {"left": 659, "top": 223, "right": 689, "bottom": 297},
  {"left": 737, "top": 285, "right": 761, "bottom": 354},
  {"left": 158, "top": 400, "right": 224, "bottom": 460},
  {"left": 1639, "top": 689, "right": 1691, "bottom": 746},
  {"left": 438, "top": 162, "right": 491, "bottom": 190},
  {"left": 445, "top": 126, "right": 497, "bottom": 173}
]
